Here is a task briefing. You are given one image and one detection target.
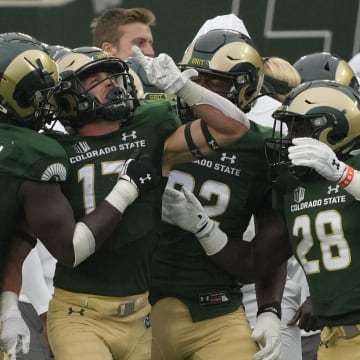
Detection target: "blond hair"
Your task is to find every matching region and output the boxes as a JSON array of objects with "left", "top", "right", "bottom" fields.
[
  {"left": 263, "top": 57, "right": 301, "bottom": 101},
  {"left": 90, "top": 7, "right": 156, "bottom": 48}
]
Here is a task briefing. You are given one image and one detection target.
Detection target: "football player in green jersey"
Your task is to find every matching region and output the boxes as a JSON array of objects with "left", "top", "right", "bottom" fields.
[
  {"left": 263, "top": 79, "right": 360, "bottom": 360},
  {"left": 150, "top": 29, "right": 288, "bottom": 360},
  {"left": 36, "top": 44, "right": 249, "bottom": 360},
  {"left": 0, "top": 33, "right": 159, "bottom": 359}
]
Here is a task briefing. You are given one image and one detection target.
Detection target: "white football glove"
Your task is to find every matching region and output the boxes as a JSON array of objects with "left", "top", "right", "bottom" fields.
[
  {"left": 162, "top": 187, "right": 227, "bottom": 255},
  {"left": 162, "top": 187, "right": 210, "bottom": 233},
  {"left": 132, "top": 46, "right": 249, "bottom": 128},
  {"left": 288, "top": 137, "right": 346, "bottom": 181},
  {"left": 132, "top": 45, "right": 197, "bottom": 94},
  {"left": 252, "top": 312, "right": 281, "bottom": 360},
  {"left": 0, "top": 292, "right": 30, "bottom": 360}
]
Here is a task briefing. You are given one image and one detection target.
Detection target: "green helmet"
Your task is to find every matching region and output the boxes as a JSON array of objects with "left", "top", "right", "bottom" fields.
[
  {"left": 293, "top": 52, "right": 360, "bottom": 92},
  {"left": 0, "top": 32, "right": 60, "bottom": 130},
  {"left": 57, "top": 46, "right": 138, "bottom": 128},
  {"left": 179, "top": 29, "right": 264, "bottom": 113}
]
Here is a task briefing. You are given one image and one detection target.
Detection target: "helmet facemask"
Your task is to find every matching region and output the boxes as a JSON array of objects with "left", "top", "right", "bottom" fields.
[
  {"left": 78, "top": 70, "right": 136, "bottom": 121},
  {"left": 21, "top": 83, "right": 61, "bottom": 131},
  {"left": 266, "top": 110, "right": 331, "bottom": 179},
  {"left": 179, "top": 29, "right": 264, "bottom": 114},
  {"left": 193, "top": 68, "right": 258, "bottom": 110},
  {"left": 57, "top": 48, "right": 139, "bottom": 128},
  {"left": 266, "top": 80, "right": 360, "bottom": 179}
]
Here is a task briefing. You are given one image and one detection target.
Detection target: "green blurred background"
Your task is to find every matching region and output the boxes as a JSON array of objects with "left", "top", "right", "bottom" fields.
[{"left": 0, "top": 0, "right": 358, "bottom": 63}]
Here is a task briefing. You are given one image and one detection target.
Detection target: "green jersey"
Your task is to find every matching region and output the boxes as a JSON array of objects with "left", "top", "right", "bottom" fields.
[
  {"left": 0, "top": 123, "right": 68, "bottom": 277},
  {"left": 275, "top": 155, "right": 360, "bottom": 326},
  {"left": 52, "top": 100, "right": 181, "bottom": 296},
  {"left": 150, "top": 121, "right": 273, "bottom": 321}
]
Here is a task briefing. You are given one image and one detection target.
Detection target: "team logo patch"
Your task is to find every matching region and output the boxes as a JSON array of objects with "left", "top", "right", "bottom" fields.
[
  {"left": 293, "top": 187, "right": 305, "bottom": 203},
  {"left": 199, "top": 291, "right": 230, "bottom": 305},
  {"left": 73, "top": 141, "right": 90, "bottom": 153},
  {"left": 41, "top": 163, "right": 67, "bottom": 182}
]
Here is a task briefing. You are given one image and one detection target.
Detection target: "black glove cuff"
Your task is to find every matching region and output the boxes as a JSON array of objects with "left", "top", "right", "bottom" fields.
[{"left": 257, "top": 302, "right": 282, "bottom": 320}]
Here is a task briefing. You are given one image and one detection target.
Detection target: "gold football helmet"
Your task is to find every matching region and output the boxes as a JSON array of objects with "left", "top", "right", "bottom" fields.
[
  {"left": 0, "top": 32, "right": 60, "bottom": 130},
  {"left": 269, "top": 80, "right": 360, "bottom": 166},
  {"left": 293, "top": 52, "right": 360, "bottom": 92},
  {"left": 179, "top": 29, "right": 264, "bottom": 113}
]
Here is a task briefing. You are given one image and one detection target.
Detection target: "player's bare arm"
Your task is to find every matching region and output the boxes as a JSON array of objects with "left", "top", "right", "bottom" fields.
[
  {"left": 20, "top": 181, "right": 121, "bottom": 267},
  {"left": 131, "top": 45, "right": 249, "bottom": 174}
]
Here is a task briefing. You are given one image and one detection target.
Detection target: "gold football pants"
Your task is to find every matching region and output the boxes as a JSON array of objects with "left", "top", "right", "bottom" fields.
[
  {"left": 47, "top": 288, "right": 151, "bottom": 360},
  {"left": 151, "top": 297, "right": 258, "bottom": 360},
  {"left": 318, "top": 325, "right": 360, "bottom": 360}
]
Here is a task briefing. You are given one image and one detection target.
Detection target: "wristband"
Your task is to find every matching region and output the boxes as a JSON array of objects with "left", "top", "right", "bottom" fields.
[
  {"left": 337, "top": 165, "right": 360, "bottom": 200},
  {"left": 195, "top": 221, "right": 228, "bottom": 256},
  {"left": 105, "top": 178, "right": 138, "bottom": 213},
  {"left": 0, "top": 291, "right": 19, "bottom": 312},
  {"left": 338, "top": 166, "right": 354, "bottom": 187},
  {"left": 257, "top": 302, "right": 282, "bottom": 320}
]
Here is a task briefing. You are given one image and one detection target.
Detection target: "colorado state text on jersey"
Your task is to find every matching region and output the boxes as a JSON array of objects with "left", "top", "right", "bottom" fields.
[
  {"left": 194, "top": 153, "right": 241, "bottom": 177},
  {"left": 290, "top": 195, "right": 347, "bottom": 212}
]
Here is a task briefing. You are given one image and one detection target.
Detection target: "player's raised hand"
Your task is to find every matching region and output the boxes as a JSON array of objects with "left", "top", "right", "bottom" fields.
[{"left": 132, "top": 45, "right": 197, "bottom": 95}]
